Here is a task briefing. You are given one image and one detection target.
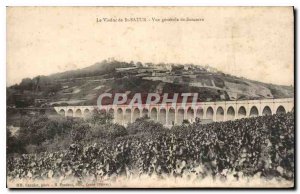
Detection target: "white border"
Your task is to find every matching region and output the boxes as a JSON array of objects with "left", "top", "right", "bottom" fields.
[
  {"left": 0, "top": 0, "right": 297, "bottom": 6},
  {"left": 1, "top": 1, "right": 298, "bottom": 193}
]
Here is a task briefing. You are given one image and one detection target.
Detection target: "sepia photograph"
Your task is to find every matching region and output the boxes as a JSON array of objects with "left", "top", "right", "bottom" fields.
[{"left": 6, "top": 6, "right": 295, "bottom": 188}]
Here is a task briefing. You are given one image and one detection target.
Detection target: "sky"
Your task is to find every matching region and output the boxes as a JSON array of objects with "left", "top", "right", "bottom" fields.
[{"left": 7, "top": 6, "right": 294, "bottom": 86}]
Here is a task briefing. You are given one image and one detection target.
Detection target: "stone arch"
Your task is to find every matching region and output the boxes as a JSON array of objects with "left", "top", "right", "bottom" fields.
[
  {"left": 99, "top": 109, "right": 106, "bottom": 114},
  {"left": 238, "top": 106, "right": 246, "bottom": 118},
  {"left": 116, "top": 108, "right": 123, "bottom": 124},
  {"left": 67, "top": 109, "right": 73, "bottom": 117},
  {"left": 276, "top": 106, "right": 286, "bottom": 114},
  {"left": 150, "top": 108, "right": 157, "bottom": 121},
  {"left": 92, "top": 109, "right": 99, "bottom": 116},
  {"left": 75, "top": 109, "right": 82, "bottom": 117},
  {"left": 59, "top": 109, "right": 65, "bottom": 116},
  {"left": 216, "top": 107, "right": 224, "bottom": 121},
  {"left": 108, "top": 108, "right": 114, "bottom": 116},
  {"left": 83, "top": 109, "right": 91, "bottom": 117},
  {"left": 187, "top": 108, "right": 194, "bottom": 123},
  {"left": 177, "top": 108, "right": 185, "bottom": 124},
  {"left": 132, "top": 108, "right": 141, "bottom": 122},
  {"left": 249, "top": 106, "right": 259, "bottom": 117},
  {"left": 196, "top": 108, "right": 204, "bottom": 119},
  {"left": 168, "top": 108, "right": 175, "bottom": 125},
  {"left": 142, "top": 108, "right": 149, "bottom": 118},
  {"left": 227, "top": 106, "right": 235, "bottom": 120},
  {"left": 159, "top": 108, "right": 167, "bottom": 125},
  {"left": 124, "top": 109, "right": 132, "bottom": 124},
  {"left": 206, "top": 107, "right": 214, "bottom": 120},
  {"left": 262, "top": 106, "right": 272, "bottom": 116}
]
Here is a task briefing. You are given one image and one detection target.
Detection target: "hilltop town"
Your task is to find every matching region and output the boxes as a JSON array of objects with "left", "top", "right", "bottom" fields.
[{"left": 7, "top": 59, "right": 294, "bottom": 108}]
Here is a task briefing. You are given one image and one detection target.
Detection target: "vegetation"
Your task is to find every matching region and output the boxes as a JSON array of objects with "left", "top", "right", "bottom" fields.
[
  {"left": 7, "top": 60, "right": 294, "bottom": 108},
  {"left": 7, "top": 111, "right": 131, "bottom": 155}
]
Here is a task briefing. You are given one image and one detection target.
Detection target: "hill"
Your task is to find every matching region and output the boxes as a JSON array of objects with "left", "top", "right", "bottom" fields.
[{"left": 7, "top": 59, "right": 294, "bottom": 107}]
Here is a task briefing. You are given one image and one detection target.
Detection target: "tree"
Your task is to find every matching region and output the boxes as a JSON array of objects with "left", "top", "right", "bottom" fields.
[
  {"left": 195, "top": 117, "right": 201, "bottom": 125},
  {"left": 18, "top": 78, "right": 34, "bottom": 91},
  {"left": 7, "top": 128, "right": 26, "bottom": 154},
  {"left": 89, "top": 111, "right": 113, "bottom": 125},
  {"left": 109, "top": 124, "right": 128, "bottom": 139},
  {"left": 126, "top": 116, "right": 166, "bottom": 135},
  {"left": 136, "top": 61, "right": 143, "bottom": 67},
  {"left": 71, "top": 123, "right": 91, "bottom": 142},
  {"left": 182, "top": 119, "right": 190, "bottom": 125}
]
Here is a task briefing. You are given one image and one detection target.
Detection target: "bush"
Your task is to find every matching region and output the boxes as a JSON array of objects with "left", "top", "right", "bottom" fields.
[
  {"left": 127, "top": 116, "right": 166, "bottom": 136},
  {"left": 89, "top": 123, "right": 128, "bottom": 141},
  {"left": 25, "top": 144, "right": 40, "bottom": 153},
  {"left": 71, "top": 122, "right": 91, "bottom": 143},
  {"left": 88, "top": 111, "right": 113, "bottom": 125},
  {"left": 108, "top": 124, "right": 128, "bottom": 139},
  {"left": 10, "top": 115, "right": 89, "bottom": 154},
  {"left": 7, "top": 128, "right": 26, "bottom": 154}
]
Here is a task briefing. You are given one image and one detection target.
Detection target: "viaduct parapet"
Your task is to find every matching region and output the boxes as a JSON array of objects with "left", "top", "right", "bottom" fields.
[{"left": 54, "top": 98, "right": 294, "bottom": 126}]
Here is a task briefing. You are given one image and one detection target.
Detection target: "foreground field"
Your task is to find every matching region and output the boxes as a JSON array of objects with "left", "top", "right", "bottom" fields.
[{"left": 7, "top": 112, "right": 294, "bottom": 188}]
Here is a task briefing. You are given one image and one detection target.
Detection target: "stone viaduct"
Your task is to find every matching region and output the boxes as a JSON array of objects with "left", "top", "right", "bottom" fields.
[{"left": 54, "top": 98, "right": 294, "bottom": 126}]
